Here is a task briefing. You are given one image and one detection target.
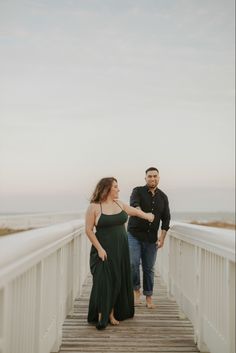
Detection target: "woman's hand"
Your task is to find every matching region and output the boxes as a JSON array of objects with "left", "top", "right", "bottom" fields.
[
  {"left": 98, "top": 247, "right": 107, "bottom": 261},
  {"left": 146, "top": 213, "right": 154, "bottom": 223}
]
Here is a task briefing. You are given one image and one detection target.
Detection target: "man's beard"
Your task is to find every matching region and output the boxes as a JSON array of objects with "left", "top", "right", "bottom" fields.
[{"left": 148, "top": 183, "right": 157, "bottom": 189}]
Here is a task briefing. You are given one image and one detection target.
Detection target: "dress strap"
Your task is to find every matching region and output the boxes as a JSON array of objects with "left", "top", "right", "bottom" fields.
[
  {"left": 113, "top": 200, "right": 123, "bottom": 210},
  {"left": 99, "top": 202, "right": 102, "bottom": 213}
]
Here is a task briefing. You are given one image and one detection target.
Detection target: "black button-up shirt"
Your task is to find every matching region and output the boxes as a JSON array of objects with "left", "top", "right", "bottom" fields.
[{"left": 127, "top": 185, "right": 171, "bottom": 243}]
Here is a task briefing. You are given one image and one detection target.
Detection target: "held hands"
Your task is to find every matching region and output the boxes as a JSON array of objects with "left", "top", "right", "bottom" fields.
[
  {"left": 146, "top": 213, "right": 154, "bottom": 223},
  {"left": 98, "top": 247, "right": 107, "bottom": 261}
]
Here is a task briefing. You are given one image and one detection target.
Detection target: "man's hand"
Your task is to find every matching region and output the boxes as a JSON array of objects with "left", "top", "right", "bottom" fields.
[
  {"left": 156, "top": 236, "right": 165, "bottom": 249},
  {"left": 156, "top": 230, "right": 167, "bottom": 248}
]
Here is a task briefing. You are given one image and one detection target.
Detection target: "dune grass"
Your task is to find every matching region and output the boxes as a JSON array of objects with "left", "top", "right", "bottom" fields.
[
  {"left": 0, "top": 228, "right": 33, "bottom": 236},
  {"left": 0, "top": 221, "right": 235, "bottom": 237},
  {"left": 190, "top": 221, "right": 235, "bottom": 230}
]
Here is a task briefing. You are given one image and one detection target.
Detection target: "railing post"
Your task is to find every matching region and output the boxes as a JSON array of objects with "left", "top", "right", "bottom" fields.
[
  {"left": 72, "top": 235, "right": 78, "bottom": 300},
  {"left": 0, "top": 288, "right": 5, "bottom": 353},
  {"left": 51, "top": 248, "right": 62, "bottom": 353},
  {"left": 193, "top": 246, "right": 199, "bottom": 344},
  {"left": 195, "top": 248, "right": 209, "bottom": 352},
  {"left": 228, "top": 260, "right": 235, "bottom": 353},
  {"left": 34, "top": 262, "right": 42, "bottom": 353},
  {"left": 168, "top": 235, "right": 173, "bottom": 298},
  {"left": 3, "top": 285, "right": 10, "bottom": 353}
]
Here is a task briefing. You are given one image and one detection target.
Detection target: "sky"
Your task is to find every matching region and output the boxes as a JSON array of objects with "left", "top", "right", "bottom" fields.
[{"left": 0, "top": 0, "right": 235, "bottom": 213}]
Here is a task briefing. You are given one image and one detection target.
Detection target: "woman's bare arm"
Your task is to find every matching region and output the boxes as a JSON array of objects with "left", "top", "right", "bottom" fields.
[
  {"left": 85, "top": 204, "right": 107, "bottom": 260},
  {"left": 117, "top": 201, "right": 154, "bottom": 222}
]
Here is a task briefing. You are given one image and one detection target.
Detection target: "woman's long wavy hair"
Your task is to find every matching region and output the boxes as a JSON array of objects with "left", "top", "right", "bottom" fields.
[{"left": 90, "top": 177, "right": 117, "bottom": 203}]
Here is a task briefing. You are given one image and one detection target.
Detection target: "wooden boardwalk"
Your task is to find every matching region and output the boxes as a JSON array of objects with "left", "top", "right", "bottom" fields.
[{"left": 59, "top": 273, "right": 200, "bottom": 353}]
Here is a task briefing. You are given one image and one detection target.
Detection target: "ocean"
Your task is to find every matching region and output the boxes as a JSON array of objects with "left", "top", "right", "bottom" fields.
[{"left": 0, "top": 211, "right": 235, "bottom": 224}]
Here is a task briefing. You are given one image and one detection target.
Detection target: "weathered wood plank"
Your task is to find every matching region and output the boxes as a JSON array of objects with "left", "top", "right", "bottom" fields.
[{"left": 58, "top": 273, "right": 199, "bottom": 353}]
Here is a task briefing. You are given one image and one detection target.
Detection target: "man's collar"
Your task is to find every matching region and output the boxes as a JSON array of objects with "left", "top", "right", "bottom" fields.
[{"left": 145, "top": 185, "right": 158, "bottom": 194}]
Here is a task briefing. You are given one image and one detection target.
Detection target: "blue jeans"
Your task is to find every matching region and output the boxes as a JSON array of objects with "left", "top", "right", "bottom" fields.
[{"left": 128, "top": 232, "right": 157, "bottom": 296}]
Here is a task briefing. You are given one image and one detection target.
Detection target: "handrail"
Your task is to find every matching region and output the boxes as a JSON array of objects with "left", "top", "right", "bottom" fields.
[
  {"left": 0, "top": 220, "right": 90, "bottom": 353},
  {"left": 0, "top": 220, "right": 84, "bottom": 284},
  {"left": 157, "top": 222, "right": 235, "bottom": 353},
  {"left": 170, "top": 222, "right": 235, "bottom": 261}
]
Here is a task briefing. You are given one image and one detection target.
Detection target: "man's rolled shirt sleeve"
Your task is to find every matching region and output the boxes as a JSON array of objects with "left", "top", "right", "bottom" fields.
[
  {"left": 161, "top": 196, "right": 171, "bottom": 231},
  {"left": 130, "top": 187, "right": 141, "bottom": 208}
]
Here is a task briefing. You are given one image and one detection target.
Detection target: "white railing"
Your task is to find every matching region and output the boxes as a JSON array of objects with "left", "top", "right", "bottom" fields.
[
  {"left": 0, "top": 220, "right": 90, "bottom": 353},
  {"left": 157, "top": 222, "right": 235, "bottom": 353}
]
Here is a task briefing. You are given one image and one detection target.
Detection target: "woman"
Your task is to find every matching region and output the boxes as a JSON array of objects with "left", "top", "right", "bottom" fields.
[{"left": 85, "top": 177, "right": 154, "bottom": 330}]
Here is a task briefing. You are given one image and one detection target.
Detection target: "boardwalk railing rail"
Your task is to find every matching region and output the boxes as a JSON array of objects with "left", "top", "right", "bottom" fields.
[
  {"left": 157, "top": 222, "right": 235, "bottom": 353},
  {"left": 0, "top": 220, "right": 90, "bottom": 353}
]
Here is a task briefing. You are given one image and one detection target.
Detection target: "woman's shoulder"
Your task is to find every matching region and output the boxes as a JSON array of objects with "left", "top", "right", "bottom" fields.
[
  {"left": 115, "top": 199, "right": 125, "bottom": 210},
  {"left": 87, "top": 202, "right": 101, "bottom": 213}
]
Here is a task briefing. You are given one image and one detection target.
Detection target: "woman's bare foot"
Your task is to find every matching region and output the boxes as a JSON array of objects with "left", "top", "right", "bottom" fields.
[
  {"left": 109, "top": 315, "right": 119, "bottom": 325},
  {"left": 109, "top": 309, "right": 119, "bottom": 325}
]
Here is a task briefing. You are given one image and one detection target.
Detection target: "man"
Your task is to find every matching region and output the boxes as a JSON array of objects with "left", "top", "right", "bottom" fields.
[{"left": 127, "top": 167, "right": 170, "bottom": 308}]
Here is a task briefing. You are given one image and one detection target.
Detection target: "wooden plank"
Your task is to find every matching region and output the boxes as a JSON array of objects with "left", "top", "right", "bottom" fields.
[{"left": 58, "top": 273, "right": 200, "bottom": 353}]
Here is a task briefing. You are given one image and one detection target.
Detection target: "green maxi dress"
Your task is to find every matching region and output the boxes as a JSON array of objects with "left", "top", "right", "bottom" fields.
[{"left": 87, "top": 208, "right": 134, "bottom": 329}]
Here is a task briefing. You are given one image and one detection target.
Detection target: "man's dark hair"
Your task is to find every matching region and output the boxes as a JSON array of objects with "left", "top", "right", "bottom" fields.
[{"left": 145, "top": 167, "right": 159, "bottom": 174}]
